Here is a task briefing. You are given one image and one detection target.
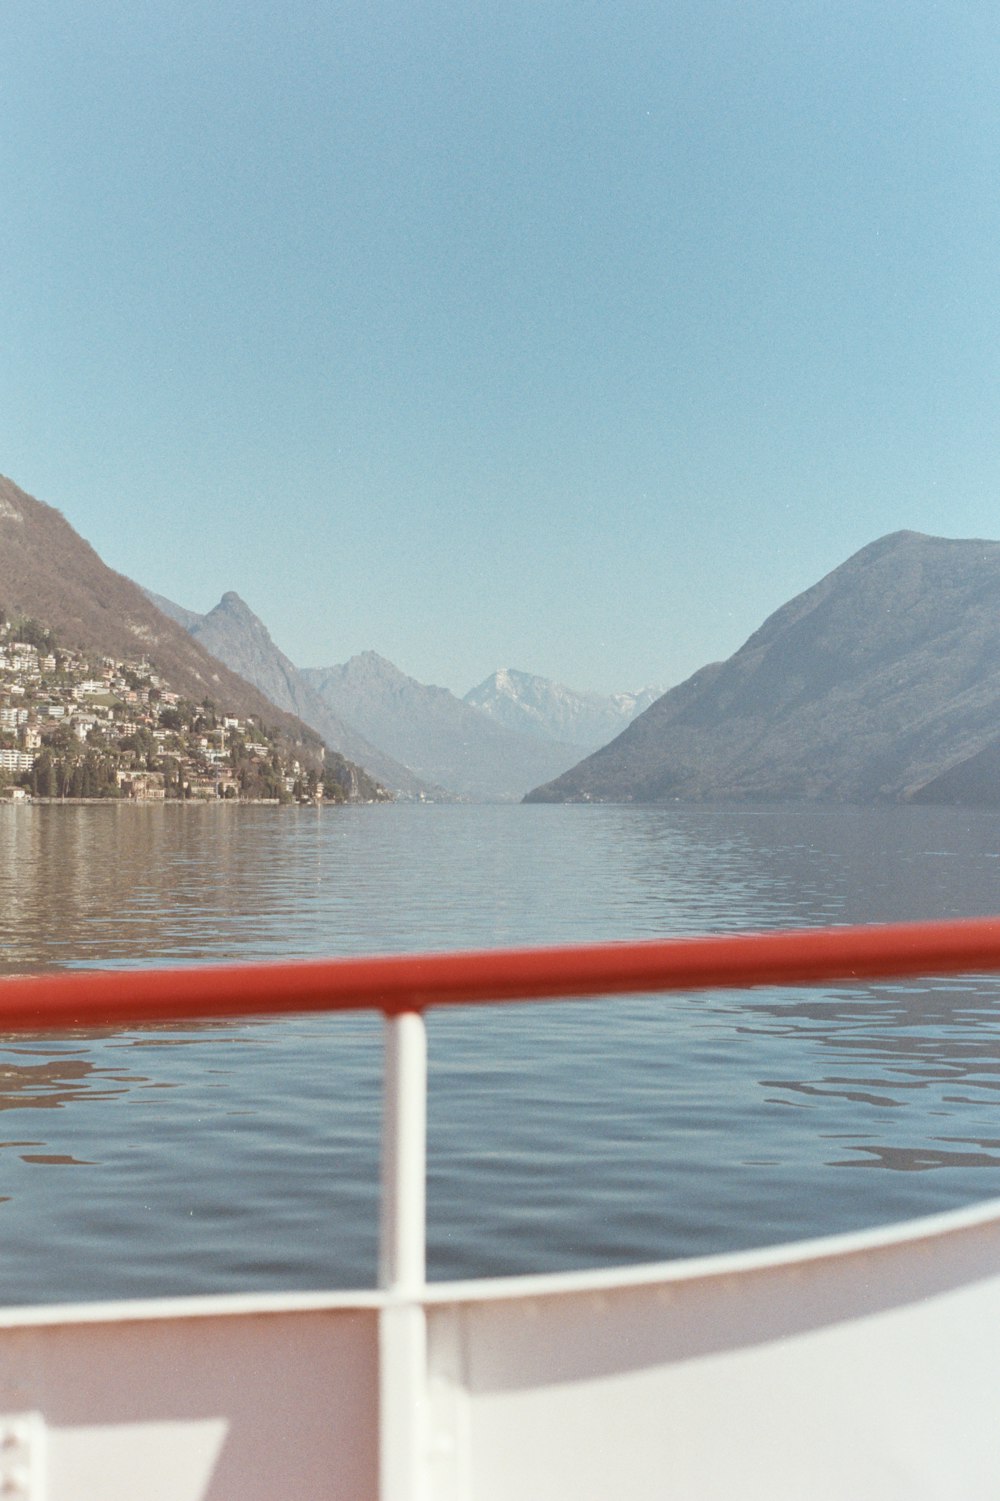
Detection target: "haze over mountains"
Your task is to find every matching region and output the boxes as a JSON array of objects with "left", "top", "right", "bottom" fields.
[
  {"left": 301, "top": 654, "right": 588, "bottom": 802},
  {"left": 144, "top": 581, "right": 661, "bottom": 800},
  {"left": 147, "top": 587, "right": 610, "bottom": 800},
  {"left": 528, "top": 531, "right": 1000, "bottom": 805}
]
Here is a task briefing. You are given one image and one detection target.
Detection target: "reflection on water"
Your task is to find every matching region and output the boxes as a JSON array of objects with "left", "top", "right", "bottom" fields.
[
  {"left": 0, "top": 1051, "right": 131, "bottom": 1112},
  {"left": 3, "top": 802, "right": 1000, "bottom": 1299}
]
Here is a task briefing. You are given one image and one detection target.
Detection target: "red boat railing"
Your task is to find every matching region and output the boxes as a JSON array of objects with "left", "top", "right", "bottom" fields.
[
  {"left": 2, "top": 914, "right": 1000, "bottom": 1029},
  {"left": 7, "top": 916, "right": 1000, "bottom": 1501}
]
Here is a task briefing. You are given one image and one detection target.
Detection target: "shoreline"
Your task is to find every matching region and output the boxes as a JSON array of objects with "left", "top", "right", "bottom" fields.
[{"left": 0, "top": 797, "right": 372, "bottom": 808}]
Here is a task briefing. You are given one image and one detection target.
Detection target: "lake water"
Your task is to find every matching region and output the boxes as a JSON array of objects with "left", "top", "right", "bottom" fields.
[{"left": 3, "top": 800, "right": 1000, "bottom": 1303}]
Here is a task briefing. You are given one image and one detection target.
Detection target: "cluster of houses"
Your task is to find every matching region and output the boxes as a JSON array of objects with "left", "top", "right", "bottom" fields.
[{"left": 0, "top": 623, "right": 320, "bottom": 802}]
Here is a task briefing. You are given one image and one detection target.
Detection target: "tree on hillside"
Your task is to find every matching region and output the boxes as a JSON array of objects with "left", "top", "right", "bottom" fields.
[{"left": 12, "top": 618, "right": 55, "bottom": 653}]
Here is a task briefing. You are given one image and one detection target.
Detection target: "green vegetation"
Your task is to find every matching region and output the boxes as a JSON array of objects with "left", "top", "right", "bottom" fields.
[
  {"left": 34, "top": 751, "right": 121, "bottom": 798},
  {"left": 10, "top": 617, "right": 55, "bottom": 654}
]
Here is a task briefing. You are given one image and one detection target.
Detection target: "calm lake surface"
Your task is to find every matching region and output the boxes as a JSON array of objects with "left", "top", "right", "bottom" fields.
[{"left": 3, "top": 800, "right": 1000, "bottom": 1303}]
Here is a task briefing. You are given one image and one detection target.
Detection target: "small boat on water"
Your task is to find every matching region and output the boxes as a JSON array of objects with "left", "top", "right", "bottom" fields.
[{"left": 1, "top": 916, "right": 1000, "bottom": 1500}]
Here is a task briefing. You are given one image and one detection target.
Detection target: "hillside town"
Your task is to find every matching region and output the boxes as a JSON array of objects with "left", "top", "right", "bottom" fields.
[{"left": 0, "top": 616, "right": 360, "bottom": 803}]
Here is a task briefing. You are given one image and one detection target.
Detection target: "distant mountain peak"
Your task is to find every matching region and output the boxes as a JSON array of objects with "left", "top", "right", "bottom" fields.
[
  {"left": 464, "top": 668, "right": 665, "bottom": 750},
  {"left": 351, "top": 650, "right": 400, "bottom": 673},
  {"left": 204, "top": 591, "right": 273, "bottom": 637},
  {"left": 302, "top": 656, "right": 587, "bottom": 800}
]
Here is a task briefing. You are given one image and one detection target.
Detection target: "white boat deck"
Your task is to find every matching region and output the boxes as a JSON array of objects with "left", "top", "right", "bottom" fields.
[
  {"left": 3, "top": 922, "right": 1000, "bottom": 1498},
  {"left": 3, "top": 1195, "right": 1000, "bottom": 1499}
]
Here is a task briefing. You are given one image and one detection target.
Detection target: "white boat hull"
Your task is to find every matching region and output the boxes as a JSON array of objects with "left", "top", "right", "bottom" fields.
[
  {"left": 3, "top": 1194, "right": 1000, "bottom": 1499},
  {"left": 6, "top": 930, "right": 1000, "bottom": 1496}
]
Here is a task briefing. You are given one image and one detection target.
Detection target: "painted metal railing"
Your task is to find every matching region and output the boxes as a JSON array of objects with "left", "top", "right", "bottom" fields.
[
  {"left": 4, "top": 915, "right": 1000, "bottom": 1028},
  {"left": 5, "top": 915, "right": 1000, "bottom": 1499}
]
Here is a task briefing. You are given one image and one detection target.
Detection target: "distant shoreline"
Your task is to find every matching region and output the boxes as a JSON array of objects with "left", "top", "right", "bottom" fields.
[{"left": 1, "top": 797, "right": 330, "bottom": 808}]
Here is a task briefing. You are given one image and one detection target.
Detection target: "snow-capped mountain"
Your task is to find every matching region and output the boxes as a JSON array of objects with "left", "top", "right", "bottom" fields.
[
  {"left": 302, "top": 654, "right": 587, "bottom": 802},
  {"left": 463, "top": 668, "right": 665, "bottom": 751}
]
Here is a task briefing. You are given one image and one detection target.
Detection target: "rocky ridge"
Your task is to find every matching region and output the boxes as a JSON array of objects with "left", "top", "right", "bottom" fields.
[
  {"left": 526, "top": 531, "right": 1000, "bottom": 806},
  {"left": 145, "top": 589, "right": 437, "bottom": 798}
]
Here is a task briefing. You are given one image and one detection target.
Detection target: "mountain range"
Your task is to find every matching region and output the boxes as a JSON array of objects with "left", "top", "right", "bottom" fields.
[
  {"left": 14, "top": 469, "right": 1000, "bottom": 811},
  {"left": 463, "top": 668, "right": 664, "bottom": 749},
  {"left": 527, "top": 531, "right": 1000, "bottom": 805},
  {"left": 146, "top": 588, "right": 599, "bottom": 800},
  {"left": 0, "top": 473, "right": 658, "bottom": 801},
  {"left": 301, "top": 653, "right": 587, "bottom": 802},
  {"left": 145, "top": 591, "right": 659, "bottom": 801}
]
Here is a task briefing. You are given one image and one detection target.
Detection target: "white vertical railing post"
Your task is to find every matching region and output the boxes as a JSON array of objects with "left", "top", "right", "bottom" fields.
[
  {"left": 380, "top": 1008, "right": 427, "bottom": 1291},
  {"left": 379, "top": 1008, "right": 428, "bottom": 1501}
]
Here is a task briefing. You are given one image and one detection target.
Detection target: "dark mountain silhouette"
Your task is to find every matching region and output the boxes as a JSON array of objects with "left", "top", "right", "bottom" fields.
[
  {"left": 526, "top": 531, "right": 1000, "bottom": 805},
  {"left": 145, "top": 589, "right": 440, "bottom": 798},
  {"left": 0, "top": 473, "right": 385, "bottom": 795},
  {"left": 303, "top": 653, "right": 588, "bottom": 802}
]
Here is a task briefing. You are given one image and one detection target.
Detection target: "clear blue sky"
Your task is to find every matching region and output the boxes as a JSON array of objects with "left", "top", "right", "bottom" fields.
[{"left": 4, "top": 2, "right": 999, "bottom": 695}]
